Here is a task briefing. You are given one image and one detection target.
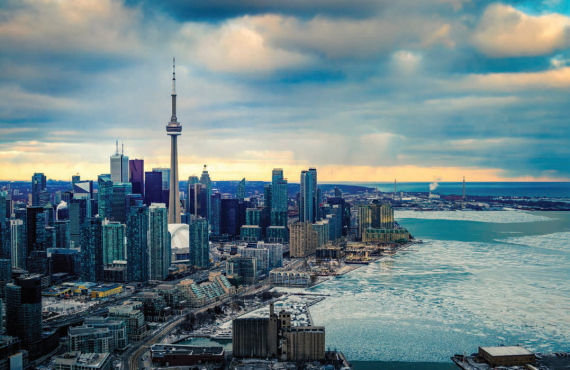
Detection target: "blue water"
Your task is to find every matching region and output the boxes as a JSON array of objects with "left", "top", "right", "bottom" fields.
[
  {"left": 339, "top": 182, "right": 570, "bottom": 198},
  {"left": 310, "top": 211, "right": 570, "bottom": 362}
]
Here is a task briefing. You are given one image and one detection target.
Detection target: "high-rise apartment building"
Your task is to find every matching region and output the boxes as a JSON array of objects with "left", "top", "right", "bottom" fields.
[
  {"left": 189, "top": 217, "right": 209, "bottom": 268},
  {"left": 126, "top": 205, "right": 149, "bottom": 282},
  {"left": 357, "top": 202, "right": 394, "bottom": 240},
  {"left": 271, "top": 169, "right": 288, "bottom": 227},
  {"left": 97, "top": 174, "right": 113, "bottom": 219},
  {"left": 110, "top": 141, "right": 129, "bottom": 183},
  {"left": 102, "top": 220, "right": 126, "bottom": 265},
  {"left": 149, "top": 204, "right": 170, "bottom": 280},
  {"left": 289, "top": 221, "right": 318, "bottom": 258},
  {"left": 299, "top": 168, "right": 318, "bottom": 223},
  {"left": 81, "top": 217, "right": 104, "bottom": 282}
]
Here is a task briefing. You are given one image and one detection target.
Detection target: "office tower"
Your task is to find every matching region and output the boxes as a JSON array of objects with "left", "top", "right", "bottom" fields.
[
  {"left": 102, "top": 220, "right": 126, "bottom": 265},
  {"left": 246, "top": 208, "right": 262, "bottom": 226},
  {"left": 271, "top": 169, "right": 288, "bottom": 227},
  {"left": 144, "top": 171, "right": 162, "bottom": 206},
  {"left": 290, "top": 221, "right": 318, "bottom": 258},
  {"left": 166, "top": 59, "right": 182, "bottom": 223},
  {"left": 69, "top": 197, "right": 90, "bottom": 248},
  {"left": 110, "top": 141, "right": 129, "bottom": 183},
  {"left": 188, "top": 183, "right": 208, "bottom": 218},
  {"left": 188, "top": 175, "right": 199, "bottom": 185},
  {"left": 73, "top": 180, "right": 93, "bottom": 199},
  {"left": 97, "top": 174, "right": 113, "bottom": 218},
  {"left": 236, "top": 178, "right": 246, "bottom": 200},
  {"left": 45, "top": 225, "right": 56, "bottom": 250},
  {"left": 71, "top": 174, "right": 81, "bottom": 188},
  {"left": 81, "top": 217, "right": 104, "bottom": 282},
  {"left": 210, "top": 193, "right": 221, "bottom": 236},
  {"left": 31, "top": 173, "right": 47, "bottom": 207},
  {"left": 220, "top": 198, "right": 239, "bottom": 236},
  {"left": 299, "top": 168, "right": 318, "bottom": 223},
  {"left": 10, "top": 219, "right": 25, "bottom": 268},
  {"left": 50, "top": 248, "right": 81, "bottom": 275},
  {"left": 110, "top": 182, "right": 132, "bottom": 224},
  {"left": 149, "top": 204, "right": 170, "bottom": 280},
  {"left": 25, "top": 206, "right": 47, "bottom": 268},
  {"left": 199, "top": 165, "right": 212, "bottom": 222},
  {"left": 0, "top": 259, "right": 11, "bottom": 299},
  {"left": 0, "top": 192, "right": 7, "bottom": 259},
  {"left": 127, "top": 205, "right": 149, "bottom": 282},
  {"left": 189, "top": 217, "right": 209, "bottom": 268},
  {"left": 6, "top": 274, "right": 42, "bottom": 347},
  {"left": 129, "top": 159, "right": 144, "bottom": 197}
]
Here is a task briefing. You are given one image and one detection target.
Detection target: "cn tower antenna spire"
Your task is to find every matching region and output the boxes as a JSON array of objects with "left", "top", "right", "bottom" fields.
[{"left": 172, "top": 57, "right": 176, "bottom": 95}]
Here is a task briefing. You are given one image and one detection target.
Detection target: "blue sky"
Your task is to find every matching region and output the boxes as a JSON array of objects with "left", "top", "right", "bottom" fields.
[{"left": 0, "top": 0, "right": 569, "bottom": 181}]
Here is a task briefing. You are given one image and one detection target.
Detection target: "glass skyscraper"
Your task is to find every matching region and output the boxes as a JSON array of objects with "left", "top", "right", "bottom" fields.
[
  {"left": 81, "top": 217, "right": 104, "bottom": 282},
  {"left": 299, "top": 168, "right": 318, "bottom": 223},
  {"left": 144, "top": 171, "right": 162, "bottom": 206},
  {"left": 102, "top": 220, "right": 126, "bottom": 265},
  {"left": 31, "top": 172, "right": 46, "bottom": 207},
  {"left": 97, "top": 174, "right": 113, "bottom": 218},
  {"left": 129, "top": 159, "right": 144, "bottom": 197},
  {"left": 149, "top": 204, "right": 170, "bottom": 280},
  {"left": 110, "top": 142, "right": 129, "bottom": 183},
  {"left": 6, "top": 274, "right": 42, "bottom": 347},
  {"left": 126, "top": 205, "right": 149, "bottom": 282},
  {"left": 189, "top": 217, "right": 209, "bottom": 268},
  {"left": 110, "top": 182, "right": 132, "bottom": 224},
  {"left": 271, "top": 168, "right": 288, "bottom": 227}
]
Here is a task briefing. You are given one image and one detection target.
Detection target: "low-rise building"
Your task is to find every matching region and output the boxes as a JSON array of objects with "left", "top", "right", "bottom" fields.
[
  {"left": 151, "top": 344, "right": 225, "bottom": 367},
  {"left": 53, "top": 352, "right": 111, "bottom": 370}
]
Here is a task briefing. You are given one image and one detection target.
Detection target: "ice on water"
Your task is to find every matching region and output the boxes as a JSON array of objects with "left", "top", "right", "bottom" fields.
[
  {"left": 308, "top": 225, "right": 570, "bottom": 362},
  {"left": 395, "top": 210, "right": 552, "bottom": 223}
]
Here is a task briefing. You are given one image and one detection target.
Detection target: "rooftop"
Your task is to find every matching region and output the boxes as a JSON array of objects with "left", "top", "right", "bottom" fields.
[{"left": 480, "top": 346, "right": 533, "bottom": 357}]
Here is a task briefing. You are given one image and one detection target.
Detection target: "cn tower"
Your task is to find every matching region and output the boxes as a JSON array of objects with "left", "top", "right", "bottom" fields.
[{"left": 166, "top": 58, "right": 182, "bottom": 224}]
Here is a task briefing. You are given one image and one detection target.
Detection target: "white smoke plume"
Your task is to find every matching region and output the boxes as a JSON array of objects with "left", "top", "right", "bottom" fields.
[{"left": 429, "top": 181, "right": 439, "bottom": 191}]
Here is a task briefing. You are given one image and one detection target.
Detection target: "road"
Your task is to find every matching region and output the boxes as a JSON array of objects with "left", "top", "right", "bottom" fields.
[{"left": 125, "top": 282, "right": 271, "bottom": 369}]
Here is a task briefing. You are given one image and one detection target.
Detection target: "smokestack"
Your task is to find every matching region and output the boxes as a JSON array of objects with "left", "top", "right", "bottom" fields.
[{"left": 462, "top": 176, "right": 466, "bottom": 200}]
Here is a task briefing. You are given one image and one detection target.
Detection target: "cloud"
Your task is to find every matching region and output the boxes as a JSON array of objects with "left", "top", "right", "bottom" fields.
[
  {"left": 460, "top": 67, "right": 570, "bottom": 90},
  {"left": 473, "top": 3, "right": 570, "bottom": 57}
]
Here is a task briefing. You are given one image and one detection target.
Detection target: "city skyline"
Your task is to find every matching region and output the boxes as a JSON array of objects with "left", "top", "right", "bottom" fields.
[{"left": 1, "top": 0, "right": 569, "bottom": 182}]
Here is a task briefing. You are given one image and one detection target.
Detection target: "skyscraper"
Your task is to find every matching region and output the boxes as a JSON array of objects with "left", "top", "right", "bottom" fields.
[
  {"left": 31, "top": 173, "right": 46, "bottom": 207},
  {"left": 25, "top": 206, "right": 47, "bottom": 271},
  {"left": 102, "top": 220, "right": 126, "bottom": 265},
  {"left": 166, "top": 59, "right": 182, "bottom": 224},
  {"left": 189, "top": 217, "right": 209, "bottom": 268},
  {"left": 149, "top": 203, "right": 170, "bottom": 280},
  {"left": 236, "top": 178, "right": 246, "bottom": 200},
  {"left": 299, "top": 168, "right": 318, "bottom": 223},
  {"left": 81, "top": 217, "right": 104, "bottom": 282},
  {"left": 129, "top": 159, "right": 145, "bottom": 197},
  {"left": 109, "top": 182, "right": 132, "bottom": 224},
  {"left": 97, "top": 174, "right": 113, "bottom": 219},
  {"left": 10, "top": 219, "right": 25, "bottom": 268},
  {"left": 271, "top": 169, "right": 288, "bottom": 227},
  {"left": 144, "top": 171, "right": 162, "bottom": 206},
  {"left": 110, "top": 141, "right": 129, "bottom": 183},
  {"left": 6, "top": 274, "right": 42, "bottom": 347},
  {"left": 200, "top": 165, "right": 212, "bottom": 222},
  {"left": 126, "top": 205, "right": 149, "bottom": 282}
]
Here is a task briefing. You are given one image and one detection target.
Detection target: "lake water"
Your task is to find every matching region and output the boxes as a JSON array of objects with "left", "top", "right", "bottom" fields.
[
  {"left": 343, "top": 182, "right": 570, "bottom": 198},
  {"left": 310, "top": 210, "right": 570, "bottom": 364}
]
